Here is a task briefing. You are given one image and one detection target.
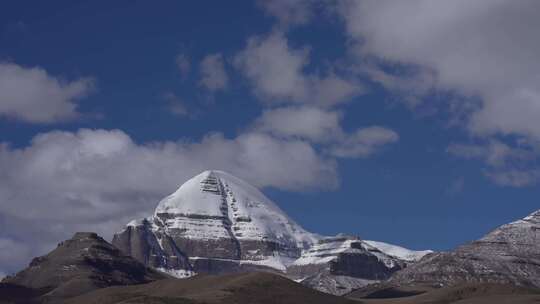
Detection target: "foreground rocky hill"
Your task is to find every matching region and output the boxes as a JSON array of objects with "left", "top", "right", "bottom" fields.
[
  {"left": 112, "top": 170, "right": 430, "bottom": 294},
  {"left": 1, "top": 232, "right": 165, "bottom": 302}
]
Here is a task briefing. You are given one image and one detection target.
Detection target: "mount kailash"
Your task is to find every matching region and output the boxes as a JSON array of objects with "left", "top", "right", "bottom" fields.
[{"left": 112, "top": 170, "right": 431, "bottom": 295}]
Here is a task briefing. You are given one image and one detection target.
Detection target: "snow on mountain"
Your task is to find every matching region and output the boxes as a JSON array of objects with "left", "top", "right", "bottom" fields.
[
  {"left": 113, "top": 170, "right": 430, "bottom": 295},
  {"left": 114, "top": 170, "right": 321, "bottom": 275},
  {"left": 288, "top": 235, "right": 408, "bottom": 295},
  {"left": 364, "top": 240, "right": 432, "bottom": 262},
  {"left": 293, "top": 236, "right": 405, "bottom": 268},
  {"left": 154, "top": 170, "right": 317, "bottom": 248}
]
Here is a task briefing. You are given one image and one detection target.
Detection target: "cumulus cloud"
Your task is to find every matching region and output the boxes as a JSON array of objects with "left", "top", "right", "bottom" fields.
[
  {"left": 0, "top": 129, "right": 337, "bottom": 222},
  {"left": 234, "top": 32, "right": 362, "bottom": 106},
  {"left": 339, "top": 0, "right": 540, "bottom": 139},
  {"left": 199, "top": 53, "right": 228, "bottom": 91},
  {"left": 0, "top": 62, "right": 94, "bottom": 123},
  {"left": 0, "top": 128, "right": 338, "bottom": 273},
  {"left": 337, "top": 0, "right": 540, "bottom": 186},
  {"left": 254, "top": 106, "right": 343, "bottom": 143},
  {"left": 253, "top": 106, "right": 398, "bottom": 157}
]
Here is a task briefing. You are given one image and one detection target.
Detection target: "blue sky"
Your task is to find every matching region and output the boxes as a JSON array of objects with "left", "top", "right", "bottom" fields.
[{"left": 1, "top": 1, "right": 539, "bottom": 275}]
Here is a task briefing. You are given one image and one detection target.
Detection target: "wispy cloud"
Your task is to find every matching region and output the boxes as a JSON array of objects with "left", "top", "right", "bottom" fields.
[{"left": 199, "top": 53, "right": 228, "bottom": 91}]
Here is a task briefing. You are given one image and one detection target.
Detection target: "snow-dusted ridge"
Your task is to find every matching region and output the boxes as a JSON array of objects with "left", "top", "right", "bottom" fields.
[{"left": 364, "top": 240, "right": 433, "bottom": 262}]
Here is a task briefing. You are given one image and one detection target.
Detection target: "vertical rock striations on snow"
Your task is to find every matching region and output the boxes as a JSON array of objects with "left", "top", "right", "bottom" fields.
[
  {"left": 113, "top": 170, "right": 318, "bottom": 275},
  {"left": 113, "top": 170, "right": 430, "bottom": 294},
  {"left": 111, "top": 218, "right": 194, "bottom": 277}
]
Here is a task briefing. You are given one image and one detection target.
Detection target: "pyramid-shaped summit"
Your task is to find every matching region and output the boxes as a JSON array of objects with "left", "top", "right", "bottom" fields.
[
  {"left": 153, "top": 170, "right": 317, "bottom": 248},
  {"left": 113, "top": 170, "right": 318, "bottom": 275}
]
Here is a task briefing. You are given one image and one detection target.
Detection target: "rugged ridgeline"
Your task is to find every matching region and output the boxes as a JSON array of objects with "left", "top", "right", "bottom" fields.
[
  {"left": 113, "top": 170, "right": 430, "bottom": 295},
  {"left": 288, "top": 236, "right": 431, "bottom": 295},
  {"left": 1, "top": 232, "right": 165, "bottom": 302},
  {"left": 387, "top": 210, "right": 540, "bottom": 288}
]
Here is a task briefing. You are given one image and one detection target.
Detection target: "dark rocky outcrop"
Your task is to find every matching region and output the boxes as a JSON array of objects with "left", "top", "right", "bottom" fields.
[
  {"left": 2, "top": 232, "right": 166, "bottom": 301},
  {"left": 288, "top": 235, "right": 406, "bottom": 295},
  {"left": 0, "top": 283, "right": 46, "bottom": 304},
  {"left": 347, "top": 282, "right": 540, "bottom": 303},
  {"left": 111, "top": 219, "right": 194, "bottom": 275}
]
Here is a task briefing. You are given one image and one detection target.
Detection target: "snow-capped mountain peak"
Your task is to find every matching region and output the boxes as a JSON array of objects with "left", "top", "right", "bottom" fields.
[
  {"left": 154, "top": 170, "right": 317, "bottom": 248},
  {"left": 113, "top": 170, "right": 432, "bottom": 295}
]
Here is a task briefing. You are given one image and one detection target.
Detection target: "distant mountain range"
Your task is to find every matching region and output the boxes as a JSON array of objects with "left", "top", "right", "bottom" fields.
[{"left": 1, "top": 170, "right": 539, "bottom": 303}]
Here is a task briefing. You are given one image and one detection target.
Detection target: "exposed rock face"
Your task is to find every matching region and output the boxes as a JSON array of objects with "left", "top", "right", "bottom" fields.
[
  {"left": 390, "top": 210, "right": 540, "bottom": 288},
  {"left": 112, "top": 170, "right": 431, "bottom": 294},
  {"left": 2, "top": 232, "right": 165, "bottom": 301},
  {"left": 288, "top": 235, "right": 408, "bottom": 295},
  {"left": 111, "top": 219, "right": 194, "bottom": 277}
]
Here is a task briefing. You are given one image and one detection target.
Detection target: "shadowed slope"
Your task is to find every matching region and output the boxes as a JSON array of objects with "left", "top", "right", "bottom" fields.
[
  {"left": 67, "top": 272, "right": 358, "bottom": 304},
  {"left": 348, "top": 283, "right": 540, "bottom": 304}
]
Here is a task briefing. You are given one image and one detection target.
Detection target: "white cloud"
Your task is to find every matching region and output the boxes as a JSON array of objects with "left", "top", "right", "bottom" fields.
[
  {"left": 199, "top": 53, "right": 228, "bottom": 91},
  {"left": 0, "top": 62, "right": 94, "bottom": 123},
  {"left": 253, "top": 106, "right": 398, "bottom": 157},
  {"left": 0, "top": 128, "right": 338, "bottom": 273},
  {"left": 175, "top": 54, "right": 191, "bottom": 79},
  {"left": 254, "top": 106, "right": 343, "bottom": 143},
  {"left": 234, "top": 32, "right": 362, "bottom": 106},
  {"left": 329, "top": 126, "right": 399, "bottom": 158},
  {"left": 447, "top": 140, "right": 540, "bottom": 187},
  {"left": 339, "top": 0, "right": 540, "bottom": 140},
  {"left": 0, "top": 129, "right": 337, "bottom": 222},
  {"left": 337, "top": 0, "right": 540, "bottom": 186}
]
